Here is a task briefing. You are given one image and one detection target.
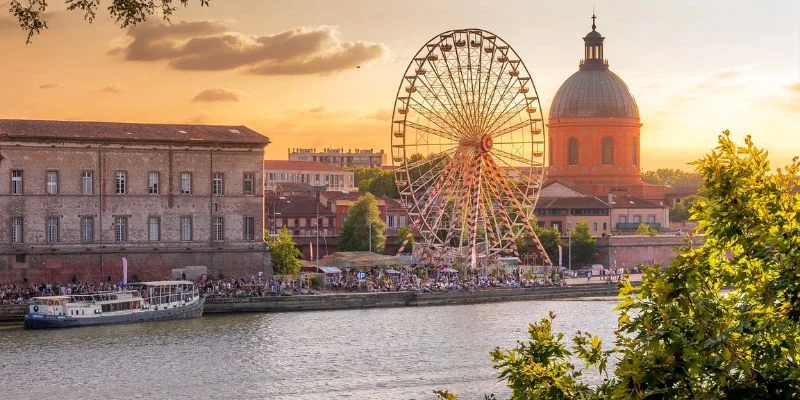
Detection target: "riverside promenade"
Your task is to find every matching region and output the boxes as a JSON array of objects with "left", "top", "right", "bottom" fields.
[{"left": 0, "top": 276, "right": 639, "bottom": 322}]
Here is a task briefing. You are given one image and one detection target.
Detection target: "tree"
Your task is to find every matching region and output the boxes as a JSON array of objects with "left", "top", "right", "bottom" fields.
[
  {"left": 642, "top": 168, "right": 702, "bottom": 187},
  {"left": 534, "top": 225, "right": 563, "bottom": 266},
  {"left": 634, "top": 222, "right": 658, "bottom": 236},
  {"left": 516, "top": 226, "right": 563, "bottom": 266},
  {"left": 9, "top": 0, "right": 209, "bottom": 43},
  {"left": 338, "top": 193, "right": 386, "bottom": 252},
  {"left": 569, "top": 223, "right": 595, "bottom": 267},
  {"left": 352, "top": 167, "right": 399, "bottom": 198},
  {"left": 395, "top": 226, "right": 414, "bottom": 253},
  {"left": 444, "top": 131, "right": 800, "bottom": 399},
  {"left": 266, "top": 226, "right": 301, "bottom": 275},
  {"left": 669, "top": 193, "right": 704, "bottom": 222}
]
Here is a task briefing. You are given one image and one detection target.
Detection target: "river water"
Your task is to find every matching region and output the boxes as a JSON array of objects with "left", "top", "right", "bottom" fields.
[{"left": 0, "top": 299, "right": 618, "bottom": 399}]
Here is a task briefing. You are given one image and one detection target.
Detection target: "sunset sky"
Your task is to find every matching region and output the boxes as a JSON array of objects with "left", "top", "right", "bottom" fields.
[{"left": 0, "top": 0, "right": 797, "bottom": 170}]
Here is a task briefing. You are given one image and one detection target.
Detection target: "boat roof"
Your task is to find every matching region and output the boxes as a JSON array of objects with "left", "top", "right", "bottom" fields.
[{"left": 137, "top": 280, "right": 196, "bottom": 286}]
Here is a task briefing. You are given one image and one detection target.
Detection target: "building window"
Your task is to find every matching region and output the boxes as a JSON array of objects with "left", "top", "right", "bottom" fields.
[
  {"left": 618, "top": 215, "right": 627, "bottom": 224},
  {"left": 115, "top": 216, "right": 128, "bottom": 241},
  {"left": 212, "top": 173, "right": 224, "bottom": 195},
  {"left": 213, "top": 217, "right": 224, "bottom": 241},
  {"left": 593, "top": 222, "right": 598, "bottom": 231},
  {"left": 602, "top": 222, "right": 607, "bottom": 231},
  {"left": 568, "top": 138, "right": 579, "bottom": 165},
  {"left": 81, "top": 216, "right": 93, "bottom": 243},
  {"left": 180, "top": 216, "right": 193, "bottom": 241},
  {"left": 115, "top": 171, "right": 126, "bottom": 194},
  {"left": 243, "top": 173, "right": 254, "bottom": 195},
  {"left": 46, "top": 216, "right": 59, "bottom": 243},
  {"left": 646, "top": 215, "right": 656, "bottom": 224},
  {"left": 243, "top": 217, "right": 255, "bottom": 241},
  {"left": 181, "top": 172, "right": 192, "bottom": 194},
  {"left": 148, "top": 172, "right": 159, "bottom": 194},
  {"left": 602, "top": 136, "right": 613, "bottom": 165},
  {"left": 387, "top": 216, "right": 396, "bottom": 228},
  {"left": 82, "top": 171, "right": 93, "bottom": 194},
  {"left": 10, "top": 217, "right": 23, "bottom": 244},
  {"left": 46, "top": 171, "right": 58, "bottom": 195},
  {"left": 148, "top": 216, "right": 160, "bottom": 241},
  {"left": 632, "top": 138, "right": 638, "bottom": 166},
  {"left": 633, "top": 215, "right": 642, "bottom": 224},
  {"left": 11, "top": 170, "right": 23, "bottom": 194}
]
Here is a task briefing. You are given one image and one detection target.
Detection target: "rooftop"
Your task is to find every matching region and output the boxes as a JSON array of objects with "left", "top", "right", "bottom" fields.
[{"left": 0, "top": 119, "right": 269, "bottom": 145}]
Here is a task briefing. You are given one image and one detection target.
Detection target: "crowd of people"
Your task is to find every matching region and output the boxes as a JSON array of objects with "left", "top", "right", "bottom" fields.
[
  {"left": 1, "top": 267, "right": 573, "bottom": 304},
  {"left": 0, "top": 282, "right": 117, "bottom": 305}
]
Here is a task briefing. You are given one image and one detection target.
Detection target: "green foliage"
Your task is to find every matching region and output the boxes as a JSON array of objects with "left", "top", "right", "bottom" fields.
[
  {"left": 642, "top": 168, "right": 702, "bottom": 187},
  {"left": 338, "top": 193, "right": 386, "bottom": 252},
  {"left": 516, "top": 226, "right": 563, "bottom": 266},
  {"left": 352, "top": 167, "right": 399, "bottom": 198},
  {"left": 396, "top": 226, "right": 414, "bottom": 253},
  {"left": 634, "top": 223, "right": 658, "bottom": 236},
  {"left": 267, "top": 226, "right": 301, "bottom": 275},
  {"left": 10, "top": 0, "right": 209, "bottom": 43},
  {"left": 444, "top": 131, "right": 800, "bottom": 399},
  {"left": 669, "top": 193, "right": 705, "bottom": 222},
  {"left": 569, "top": 223, "right": 596, "bottom": 267}
]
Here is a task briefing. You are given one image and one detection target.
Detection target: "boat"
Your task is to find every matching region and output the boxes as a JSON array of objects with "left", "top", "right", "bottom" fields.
[{"left": 23, "top": 280, "right": 204, "bottom": 329}]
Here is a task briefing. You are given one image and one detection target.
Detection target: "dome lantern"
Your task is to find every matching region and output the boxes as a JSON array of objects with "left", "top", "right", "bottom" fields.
[{"left": 581, "top": 13, "right": 608, "bottom": 70}]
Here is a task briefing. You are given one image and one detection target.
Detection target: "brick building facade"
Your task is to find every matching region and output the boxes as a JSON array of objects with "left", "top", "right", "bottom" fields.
[{"left": 0, "top": 119, "right": 270, "bottom": 283}]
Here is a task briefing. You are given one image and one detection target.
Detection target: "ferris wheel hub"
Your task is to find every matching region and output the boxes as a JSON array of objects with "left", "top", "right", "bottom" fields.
[{"left": 480, "top": 135, "right": 493, "bottom": 153}]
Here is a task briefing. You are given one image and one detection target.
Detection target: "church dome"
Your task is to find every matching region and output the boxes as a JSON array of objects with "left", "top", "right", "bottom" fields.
[
  {"left": 549, "top": 69, "right": 639, "bottom": 119},
  {"left": 549, "top": 15, "right": 639, "bottom": 120}
]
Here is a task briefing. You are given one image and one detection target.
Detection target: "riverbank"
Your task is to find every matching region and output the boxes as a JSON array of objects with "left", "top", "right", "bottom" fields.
[{"left": 0, "top": 279, "right": 634, "bottom": 322}]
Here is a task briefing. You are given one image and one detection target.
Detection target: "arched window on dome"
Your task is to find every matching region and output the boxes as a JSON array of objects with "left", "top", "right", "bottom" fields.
[
  {"left": 602, "top": 136, "right": 613, "bottom": 165},
  {"left": 632, "top": 138, "right": 638, "bottom": 166},
  {"left": 568, "top": 138, "right": 579, "bottom": 165}
]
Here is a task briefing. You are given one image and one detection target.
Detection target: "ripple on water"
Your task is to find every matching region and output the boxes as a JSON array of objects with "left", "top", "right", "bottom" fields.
[{"left": 0, "top": 299, "right": 618, "bottom": 400}]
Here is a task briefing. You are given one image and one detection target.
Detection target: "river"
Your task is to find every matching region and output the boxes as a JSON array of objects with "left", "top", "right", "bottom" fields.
[{"left": 0, "top": 299, "right": 618, "bottom": 399}]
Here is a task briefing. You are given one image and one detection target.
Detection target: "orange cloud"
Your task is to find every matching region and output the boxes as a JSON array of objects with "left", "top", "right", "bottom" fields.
[
  {"left": 110, "top": 22, "right": 386, "bottom": 75},
  {"left": 39, "top": 82, "right": 61, "bottom": 89},
  {"left": 101, "top": 85, "right": 123, "bottom": 94},
  {"left": 786, "top": 82, "right": 800, "bottom": 93},
  {"left": 191, "top": 88, "right": 242, "bottom": 102}
]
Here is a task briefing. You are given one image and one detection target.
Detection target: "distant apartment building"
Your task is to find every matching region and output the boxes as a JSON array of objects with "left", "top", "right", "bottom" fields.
[
  {"left": 288, "top": 147, "right": 386, "bottom": 168},
  {"left": 0, "top": 119, "right": 270, "bottom": 282},
  {"left": 264, "top": 160, "right": 355, "bottom": 192}
]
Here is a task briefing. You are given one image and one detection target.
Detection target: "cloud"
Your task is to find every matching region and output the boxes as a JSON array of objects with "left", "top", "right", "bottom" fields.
[
  {"left": 308, "top": 106, "right": 325, "bottom": 113},
  {"left": 367, "top": 109, "right": 392, "bottom": 120},
  {"left": 786, "top": 82, "right": 800, "bottom": 93},
  {"left": 110, "top": 22, "right": 386, "bottom": 75},
  {"left": 191, "top": 88, "right": 242, "bottom": 102},
  {"left": 39, "top": 82, "right": 61, "bottom": 89},
  {"left": 101, "top": 85, "right": 123, "bottom": 94}
]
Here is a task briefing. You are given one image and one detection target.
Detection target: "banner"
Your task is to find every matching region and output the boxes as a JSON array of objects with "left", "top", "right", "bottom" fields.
[
  {"left": 122, "top": 257, "right": 128, "bottom": 285},
  {"left": 558, "top": 245, "right": 563, "bottom": 268}
]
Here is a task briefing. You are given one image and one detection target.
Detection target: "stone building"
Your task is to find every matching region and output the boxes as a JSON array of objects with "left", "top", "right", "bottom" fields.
[
  {"left": 0, "top": 119, "right": 270, "bottom": 283},
  {"left": 264, "top": 160, "right": 355, "bottom": 192},
  {"left": 288, "top": 147, "right": 386, "bottom": 168}
]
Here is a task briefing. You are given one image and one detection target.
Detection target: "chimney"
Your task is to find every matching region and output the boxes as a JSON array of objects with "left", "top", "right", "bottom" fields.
[{"left": 607, "top": 193, "right": 614, "bottom": 207}]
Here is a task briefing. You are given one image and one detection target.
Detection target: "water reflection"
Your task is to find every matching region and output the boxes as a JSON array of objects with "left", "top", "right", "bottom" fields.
[{"left": 1, "top": 299, "right": 617, "bottom": 399}]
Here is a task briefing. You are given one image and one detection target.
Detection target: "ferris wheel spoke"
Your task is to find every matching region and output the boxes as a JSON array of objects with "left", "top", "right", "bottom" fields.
[
  {"left": 487, "top": 120, "right": 531, "bottom": 139},
  {"left": 404, "top": 121, "right": 461, "bottom": 144},
  {"left": 406, "top": 99, "right": 463, "bottom": 139},
  {"left": 490, "top": 147, "right": 535, "bottom": 166},
  {"left": 483, "top": 96, "right": 528, "bottom": 135},
  {"left": 479, "top": 68, "right": 519, "bottom": 132},
  {"left": 414, "top": 73, "right": 473, "bottom": 135}
]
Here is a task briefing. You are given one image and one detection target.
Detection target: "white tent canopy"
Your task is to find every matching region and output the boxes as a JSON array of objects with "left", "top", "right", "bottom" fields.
[{"left": 317, "top": 266, "right": 342, "bottom": 274}]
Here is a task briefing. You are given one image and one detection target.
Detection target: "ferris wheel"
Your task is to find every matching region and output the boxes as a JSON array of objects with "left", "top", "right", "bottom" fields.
[{"left": 391, "top": 28, "right": 551, "bottom": 268}]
